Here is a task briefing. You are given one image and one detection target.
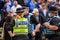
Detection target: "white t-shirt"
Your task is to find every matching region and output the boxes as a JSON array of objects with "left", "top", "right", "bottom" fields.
[
  {"left": 42, "top": 9, "right": 47, "bottom": 16},
  {"left": 11, "top": 5, "right": 22, "bottom": 13}
]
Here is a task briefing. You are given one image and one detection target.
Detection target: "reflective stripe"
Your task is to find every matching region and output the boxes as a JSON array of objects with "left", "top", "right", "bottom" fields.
[
  {"left": 14, "top": 25, "right": 28, "bottom": 29},
  {"left": 15, "top": 33, "right": 28, "bottom": 35},
  {"left": 13, "top": 29, "right": 28, "bottom": 33},
  {"left": 44, "top": 28, "right": 55, "bottom": 34}
]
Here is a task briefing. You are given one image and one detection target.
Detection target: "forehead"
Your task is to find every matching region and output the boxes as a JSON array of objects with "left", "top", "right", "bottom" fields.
[
  {"left": 23, "top": 7, "right": 29, "bottom": 10},
  {"left": 50, "top": 12, "right": 57, "bottom": 14}
]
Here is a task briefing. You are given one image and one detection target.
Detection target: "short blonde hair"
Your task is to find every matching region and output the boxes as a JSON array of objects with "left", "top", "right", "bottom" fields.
[{"left": 32, "top": 8, "right": 39, "bottom": 13}]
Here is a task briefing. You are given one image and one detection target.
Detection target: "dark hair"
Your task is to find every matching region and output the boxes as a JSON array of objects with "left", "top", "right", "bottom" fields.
[
  {"left": 5, "top": 16, "right": 12, "bottom": 22},
  {"left": 0, "top": 1, "right": 4, "bottom": 9},
  {"left": 58, "top": 9, "right": 60, "bottom": 16},
  {"left": 3, "top": 10, "right": 8, "bottom": 17}
]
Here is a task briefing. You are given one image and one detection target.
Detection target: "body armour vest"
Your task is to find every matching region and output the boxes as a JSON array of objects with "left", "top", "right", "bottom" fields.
[
  {"left": 13, "top": 17, "right": 28, "bottom": 35},
  {"left": 44, "top": 16, "right": 60, "bottom": 35}
]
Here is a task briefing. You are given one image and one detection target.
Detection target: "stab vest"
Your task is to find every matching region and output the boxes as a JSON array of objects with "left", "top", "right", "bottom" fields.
[{"left": 13, "top": 17, "right": 28, "bottom": 35}]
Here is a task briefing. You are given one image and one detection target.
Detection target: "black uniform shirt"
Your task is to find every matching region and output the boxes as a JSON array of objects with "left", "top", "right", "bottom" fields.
[
  {"left": 30, "top": 14, "right": 47, "bottom": 25},
  {"left": 4, "top": 18, "right": 15, "bottom": 40},
  {"left": 4, "top": 23, "right": 13, "bottom": 40}
]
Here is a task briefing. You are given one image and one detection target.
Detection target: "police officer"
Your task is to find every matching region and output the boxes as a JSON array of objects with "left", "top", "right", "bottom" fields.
[
  {"left": 4, "top": 8, "right": 28, "bottom": 40},
  {"left": 44, "top": 6, "right": 60, "bottom": 40},
  {"left": 22, "top": 5, "right": 34, "bottom": 40},
  {"left": 13, "top": 8, "right": 28, "bottom": 40}
]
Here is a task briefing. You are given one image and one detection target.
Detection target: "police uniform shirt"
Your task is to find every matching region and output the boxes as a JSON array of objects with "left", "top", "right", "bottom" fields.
[{"left": 49, "top": 16, "right": 60, "bottom": 31}]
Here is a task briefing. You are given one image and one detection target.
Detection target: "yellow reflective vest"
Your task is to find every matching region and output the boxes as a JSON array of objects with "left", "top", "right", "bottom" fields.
[{"left": 13, "top": 17, "right": 28, "bottom": 35}]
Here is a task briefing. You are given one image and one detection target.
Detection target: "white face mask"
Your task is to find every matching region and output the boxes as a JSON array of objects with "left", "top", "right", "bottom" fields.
[
  {"left": 48, "top": 13, "right": 51, "bottom": 17},
  {"left": 54, "top": 15, "right": 60, "bottom": 18}
]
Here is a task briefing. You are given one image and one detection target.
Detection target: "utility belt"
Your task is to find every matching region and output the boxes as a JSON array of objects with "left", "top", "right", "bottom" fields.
[
  {"left": 44, "top": 27, "right": 60, "bottom": 38},
  {"left": 45, "top": 33, "right": 60, "bottom": 38},
  {"left": 12, "top": 34, "right": 28, "bottom": 40}
]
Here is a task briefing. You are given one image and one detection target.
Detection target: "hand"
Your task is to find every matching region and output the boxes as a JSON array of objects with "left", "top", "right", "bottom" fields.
[
  {"left": 49, "top": 25, "right": 58, "bottom": 30},
  {"left": 32, "top": 31, "right": 35, "bottom": 37},
  {"left": 11, "top": 33, "right": 16, "bottom": 37}
]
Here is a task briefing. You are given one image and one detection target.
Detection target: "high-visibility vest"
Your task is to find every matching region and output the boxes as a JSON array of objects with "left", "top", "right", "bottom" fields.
[{"left": 13, "top": 17, "right": 28, "bottom": 35}]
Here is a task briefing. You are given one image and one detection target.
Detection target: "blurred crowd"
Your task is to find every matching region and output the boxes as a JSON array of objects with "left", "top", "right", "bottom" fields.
[
  {"left": 0, "top": 0, "right": 60, "bottom": 16},
  {"left": 0, "top": 0, "right": 60, "bottom": 26},
  {"left": 0, "top": 0, "right": 60, "bottom": 40}
]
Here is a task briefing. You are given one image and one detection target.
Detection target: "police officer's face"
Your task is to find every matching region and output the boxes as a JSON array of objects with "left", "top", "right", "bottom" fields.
[{"left": 50, "top": 12, "right": 57, "bottom": 17}]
